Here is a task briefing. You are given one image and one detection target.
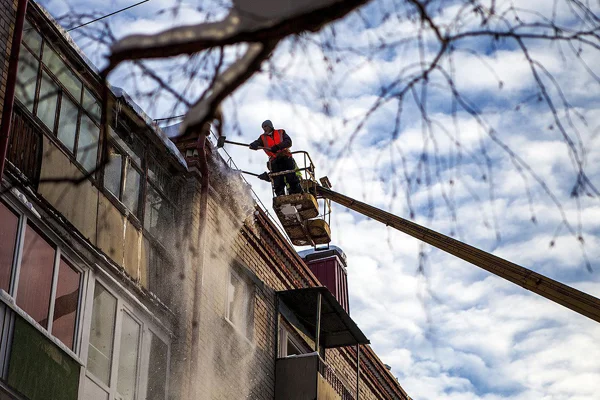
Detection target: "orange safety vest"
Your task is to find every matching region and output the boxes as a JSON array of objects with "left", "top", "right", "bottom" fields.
[{"left": 261, "top": 129, "right": 292, "bottom": 159}]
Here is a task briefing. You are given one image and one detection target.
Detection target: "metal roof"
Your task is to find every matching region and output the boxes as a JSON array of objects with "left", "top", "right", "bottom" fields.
[
  {"left": 297, "top": 245, "right": 347, "bottom": 267},
  {"left": 277, "top": 287, "right": 369, "bottom": 348}
]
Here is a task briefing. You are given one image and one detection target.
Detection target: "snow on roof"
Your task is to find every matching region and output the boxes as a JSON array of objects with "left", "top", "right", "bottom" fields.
[
  {"left": 112, "top": 87, "right": 188, "bottom": 169},
  {"left": 160, "top": 122, "right": 184, "bottom": 138},
  {"left": 37, "top": 5, "right": 100, "bottom": 75},
  {"left": 37, "top": 3, "right": 188, "bottom": 170}
]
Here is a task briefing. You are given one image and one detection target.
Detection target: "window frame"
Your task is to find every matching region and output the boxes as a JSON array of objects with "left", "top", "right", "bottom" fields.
[
  {"left": 103, "top": 127, "right": 146, "bottom": 221},
  {"left": 225, "top": 267, "right": 255, "bottom": 341},
  {"left": 17, "top": 18, "right": 184, "bottom": 235},
  {"left": 278, "top": 322, "right": 309, "bottom": 358},
  {"left": 16, "top": 20, "right": 102, "bottom": 177},
  {"left": 143, "top": 153, "right": 178, "bottom": 243},
  {"left": 144, "top": 237, "right": 177, "bottom": 308},
  {"left": 80, "top": 275, "right": 171, "bottom": 400},
  {"left": 0, "top": 198, "right": 88, "bottom": 357},
  {"left": 143, "top": 180, "right": 176, "bottom": 243}
]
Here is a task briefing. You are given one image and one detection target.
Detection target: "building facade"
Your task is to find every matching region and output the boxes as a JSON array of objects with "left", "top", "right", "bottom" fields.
[{"left": 0, "top": 2, "right": 411, "bottom": 399}]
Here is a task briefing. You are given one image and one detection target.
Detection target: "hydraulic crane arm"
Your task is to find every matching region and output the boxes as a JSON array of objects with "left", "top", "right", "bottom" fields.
[{"left": 316, "top": 186, "right": 600, "bottom": 323}]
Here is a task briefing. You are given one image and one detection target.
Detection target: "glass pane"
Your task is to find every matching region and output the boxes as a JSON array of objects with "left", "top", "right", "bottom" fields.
[
  {"left": 287, "top": 338, "right": 301, "bottom": 356},
  {"left": 104, "top": 145, "right": 123, "bottom": 198},
  {"left": 22, "top": 20, "right": 42, "bottom": 56},
  {"left": 228, "top": 272, "right": 252, "bottom": 337},
  {"left": 229, "top": 273, "right": 244, "bottom": 323},
  {"left": 0, "top": 202, "right": 19, "bottom": 292},
  {"left": 83, "top": 88, "right": 101, "bottom": 122},
  {"left": 83, "top": 377, "right": 109, "bottom": 400},
  {"left": 148, "top": 158, "right": 173, "bottom": 195},
  {"left": 57, "top": 95, "right": 79, "bottom": 152},
  {"left": 146, "top": 243, "right": 168, "bottom": 303},
  {"left": 144, "top": 185, "right": 173, "bottom": 241},
  {"left": 37, "top": 71, "right": 59, "bottom": 131},
  {"left": 16, "top": 223, "right": 55, "bottom": 328},
  {"left": 77, "top": 114, "right": 99, "bottom": 171},
  {"left": 15, "top": 48, "right": 38, "bottom": 112},
  {"left": 117, "top": 313, "right": 140, "bottom": 400},
  {"left": 42, "top": 44, "right": 82, "bottom": 99},
  {"left": 87, "top": 283, "right": 117, "bottom": 385},
  {"left": 52, "top": 258, "right": 81, "bottom": 350},
  {"left": 146, "top": 332, "right": 168, "bottom": 400},
  {"left": 110, "top": 129, "right": 142, "bottom": 167},
  {"left": 123, "top": 163, "right": 141, "bottom": 215}
]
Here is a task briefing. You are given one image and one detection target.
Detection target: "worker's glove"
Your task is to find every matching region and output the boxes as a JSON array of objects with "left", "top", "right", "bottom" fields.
[
  {"left": 257, "top": 172, "right": 270, "bottom": 181},
  {"left": 270, "top": 144, "right": 281, "bottom": 152},
  {"left": 249, "top": 142, "right": 259, "bottom": 150}
]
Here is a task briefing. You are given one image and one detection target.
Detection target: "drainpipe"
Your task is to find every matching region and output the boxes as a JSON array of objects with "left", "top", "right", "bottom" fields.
[
  {"left": 356, "top": 344, "right": 360, "bottom": 400},
  {"left": 189, "top": 130, "right": 209, "bottom": 395},
  {"left": 0, "top": 0, "right": 29, "bottom": 179}
]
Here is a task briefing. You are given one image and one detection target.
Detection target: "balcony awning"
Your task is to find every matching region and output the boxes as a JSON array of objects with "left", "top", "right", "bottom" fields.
[{"left": 277, "top": 287, "right": 370, "bottom": 348}]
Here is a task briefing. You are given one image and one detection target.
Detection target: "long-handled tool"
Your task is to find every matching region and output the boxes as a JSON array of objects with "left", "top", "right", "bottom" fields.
[
  {"left": 235, "top": 169, "right": 271, "bottom": 181},
  {"left": 217, "top": 135, "right": 269, "bottom": 150}
]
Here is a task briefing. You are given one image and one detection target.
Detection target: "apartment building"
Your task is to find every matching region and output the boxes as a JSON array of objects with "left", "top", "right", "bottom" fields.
[{"left": 0, "top": 2, "right": 410, "bottom": 399}]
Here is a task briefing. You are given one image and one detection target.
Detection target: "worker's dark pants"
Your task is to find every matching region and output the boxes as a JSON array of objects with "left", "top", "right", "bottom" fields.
[{"left": 270, "top": 156, "right": 302, "bottom": 196}]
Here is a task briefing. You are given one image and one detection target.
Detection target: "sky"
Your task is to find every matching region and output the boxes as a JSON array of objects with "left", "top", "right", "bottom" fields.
[{"left": 39, "top": 0, "right": 600, "bottom": 399}]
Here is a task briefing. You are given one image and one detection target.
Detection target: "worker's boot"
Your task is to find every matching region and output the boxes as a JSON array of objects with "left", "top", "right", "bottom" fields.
[{"left": 289, "top": 183, "right": 303, "bottom": 195}]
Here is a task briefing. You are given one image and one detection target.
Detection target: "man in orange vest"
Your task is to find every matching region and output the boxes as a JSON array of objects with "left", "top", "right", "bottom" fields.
[{"left": 249, "top": 120, "right": 302, "bottom": 196}]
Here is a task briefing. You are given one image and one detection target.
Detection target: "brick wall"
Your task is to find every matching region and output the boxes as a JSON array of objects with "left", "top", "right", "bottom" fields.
[
  {"left": 0, "top": 0, "right": 17, "bottom": 124},
  {"left": 170, "top": 164, "right": 410, "bottom": 400}
]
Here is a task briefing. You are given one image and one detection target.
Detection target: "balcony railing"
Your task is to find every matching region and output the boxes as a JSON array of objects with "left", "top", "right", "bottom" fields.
[
  {"left": 275, "top": 353, "right": 356, "bottom": 400},
  {"left": 6, "top": 105, "right": 42, "bottom": 187},
  {"left": 318, "top": 356, "right": 356, "bottom": 400}
]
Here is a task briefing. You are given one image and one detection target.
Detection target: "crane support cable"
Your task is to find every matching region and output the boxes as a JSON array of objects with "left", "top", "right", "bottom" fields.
[{"left": 316, "top": 186, "right": 600, "bottom": 323}]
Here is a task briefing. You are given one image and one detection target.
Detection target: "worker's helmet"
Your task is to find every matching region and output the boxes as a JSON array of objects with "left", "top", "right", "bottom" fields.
[{"left": 262, "top": 120, "right": 274, "bottom": 131}]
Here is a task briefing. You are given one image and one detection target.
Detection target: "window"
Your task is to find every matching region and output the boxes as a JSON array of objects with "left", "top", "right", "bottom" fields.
[
  {"left": 144, "top": 156, "right": 177, "bottom": 242},
  {"left": 16, "top": 46, "right": 39, "bottom": 112},
  {"left": 83, "top": 281, "right": 170, "bottom": 400},
  {"left": 226, "top": 269, "right": 254, "bottom": 339},
  {"left": 104, "top": 144, "right": 123, "bottom": 198},
  {"left": 37, "top": 71, "right": 60, "bottom": 131},
  {"left": 0, "top": 202, "right": 19, "bottom": 292},
  {"left": 0, "top": 201, "right": 83, "bottom": 351},
  {"left": 57, "top": 95, "right": 79, "bottom": 152},
  {"left": 104, "top": 128, "right": 144, "bottom": 217},
  {"left": 278, "top": 323, "right": 308, "bottom": 358},
  {"left": 146, "top": 331, "right": 168, "bottom": 400},
  {"left": 77, "top": 113, "right": 100, "bottom": 172},
  {"left": 144, "top": 185, "right": 174, "bottom": 242},
  {"left": 42, "top": 44, "right": 83, "bottom": 97},
  {"left": 117, "top": 313, "right": 141, "bottom": 400},
  {"left": 16, "top": 222, "right": 55, "bottom": 328},
  {"left": 52, "top": 258, "right": 82, "bottom": 350},
  {"left": 145, "top": 239, "right": 174, "bottom": 307},
  {"left": 15, "top": 20, "right": 102, "bottom": 173},
  {"left": 87, "top": 282, "right": 117, "bottom": 385}
]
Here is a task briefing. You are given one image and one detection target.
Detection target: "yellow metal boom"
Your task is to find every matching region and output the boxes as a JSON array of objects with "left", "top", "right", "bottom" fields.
[{"left": 316, "top": 186, "right": 600, "bottom": 323}]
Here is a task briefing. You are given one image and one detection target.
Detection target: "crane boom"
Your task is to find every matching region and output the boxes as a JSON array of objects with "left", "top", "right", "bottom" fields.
[{"left": 316, "top": 186, "right": 600, "bottom": 323}]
